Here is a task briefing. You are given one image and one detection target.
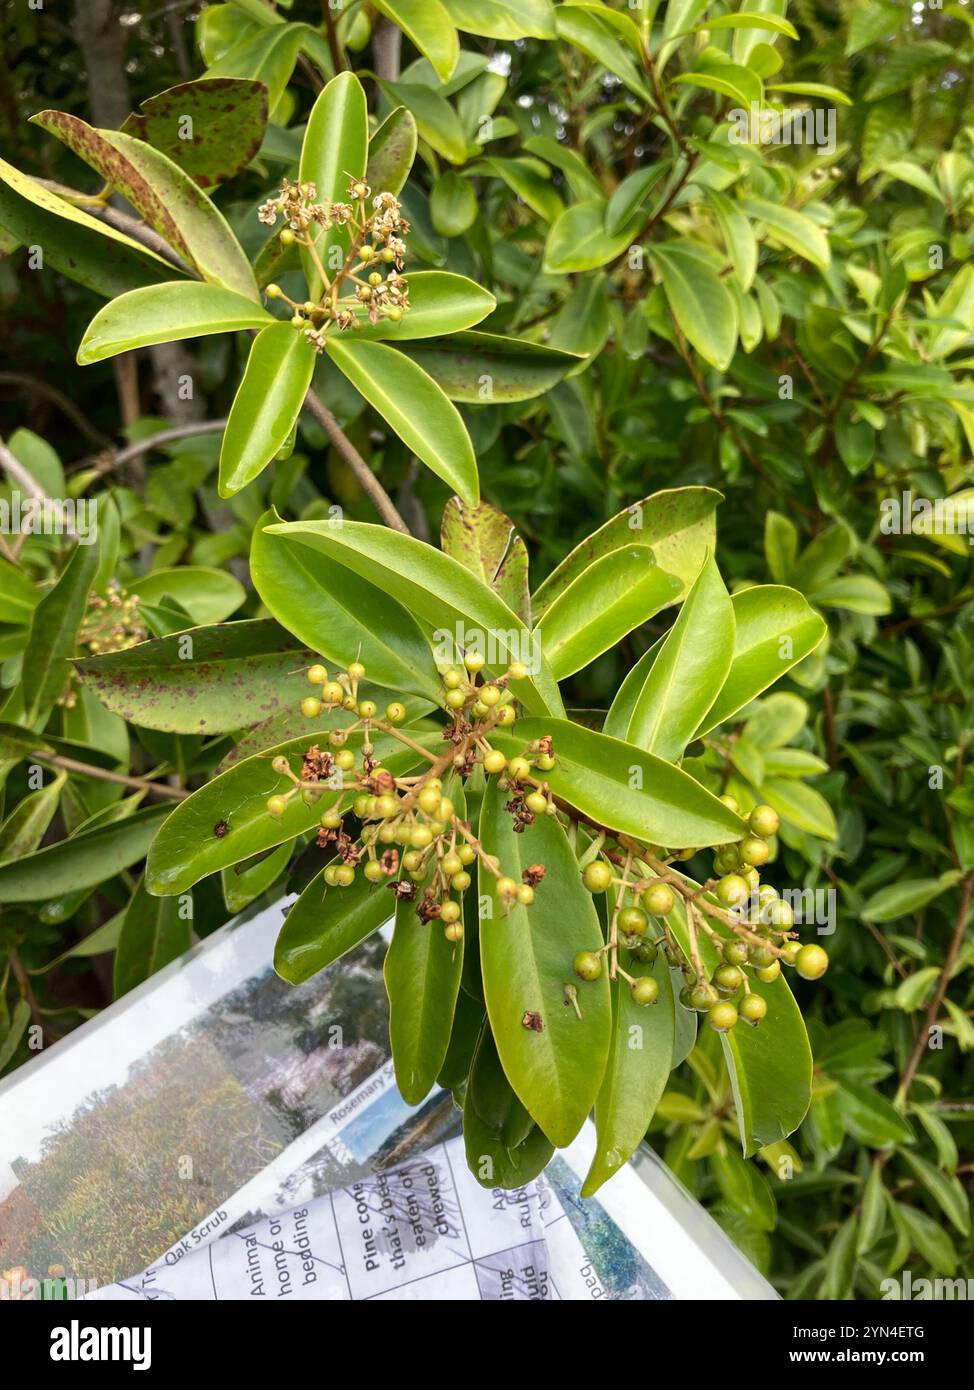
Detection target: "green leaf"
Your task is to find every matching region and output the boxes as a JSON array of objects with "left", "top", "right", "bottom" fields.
[
  {"left": 858, "top": 1163, "right": 888, "bottom": 1254},
  {"left": 440, "top": 496, "right": 530, "bottom": 623},
  {"left": 0, "top": 153, "right": 177, "bottom": 297},
  {"left": 325, "top": 338, "right": 478, "bottom": 505},
  {"left": 366, "top": 106, "right": 418, "bottom": 197},
  {"left": 400, "top": 331, "right": 580, "bottom": 402},
  {"left": 275, "top": 864, "right": 393, "bottom": 985},
  {"left": 649, "top": 242, "right": 738, "bottom": 371},
  {"left": 897, "top": 1203, "right": 956, "bottom": 1276},
  {"left": 219, "top": 324, "right": 316, "bottom": 496},
  {"left": 672, "top": 67, "right": 759, "bottom": 107},
  {"left": 263, "top": 517, "right": 565, "bottom": 716},
  {"left": 0, "top": 804, "right": 170, "bottom": 903},
  {"left": 443, "top": 0, "right": 556, "bottom": 40},
  {"left": 120, "top": 77, "right": 268, "bottom": 188},
  {"left": 544, "top": 200, "right": 636, "bottom": 274},
  {"left": 351, "top": 271, "right": 495, "bottom": 341},
  {"left": 77, "top": 281, "right": 271, "bottom": 364},
  {"left": 738, "top": 196, "right": 831, "bottom": 270},
  {"left": 472, "top": 156, "right": 563, "bottom": 222},
  {"left": 554, "top": 7, "right": 652, "bottom": 101},
  {"left": 709, "top": 1148, "right": 777, "bottom": 1231},
  {"left": 375, "top": 79, "right": 469, "bottom": 165},
  {"left": 478, "top": 781, "right": 610, "bottom": 1147},
  {"left": 222, "top": 840, "right": 292, "bottom": 913},
  {"left": 695, "top": 586, "right": 827, "bottom": 736},
  {"left": 76, "top": 619, "right": 316, "bottom": 735},
  {"left": 373, "top": 0, "right": 458, "bottom": 82},
  {"left": 23, "top": 541, "right": 101, "bottom": 727},
  {"left": 146, "top": 723, "right": 432, "bottom": 895},
  {"left": 31, "top": 112, "right": 257, "bottom": 299},
  {"left": 385, "top": 879, "right": 465, "bottom": 1103},
  {"left": 252, "top": 511, "right": 441, "bottom": 700},
  {"left": 129, "top": 566, "right": 246, "bottom": 624},
  {"left": 759, "top": 777, "right": 837, "bottom": 840},
  {"left": 0, "top": 554, "right": 40, "bottom": 625},
  {"left": 899, "top": 1150, "right": 971, "bottom": 1236},
  {"left": 705, "top": 188, "right": 758, "bottom": 292},
  {"left": 493, "top": 717, "right": 747, "bottom": 850},
  {"left": 0, "top": 772, "right": 65, "bottom": 864},
  {"left": 535, "top": 548, "right": 683, "bottom": 679},
  {"left": 114, "top": 874, "right": 192, "bottom": 998},
  {"left": 764, "top": 511, "right": 798, "bottom": 583},
  {"left": 466, "top": 1020, "right": 534, "bottom": 1147},
  {"left": 205, "top": 21, "right": 309, "bottom": 113},
  {"left": 862, "top": 873, "right": 961, "bottom": 923},
  {"left": 0, "top": 999, "right": 31, "bottom": 1073},
  {"left": 612, "top": 554, "right": 734, "bottom": 761},
  {"left": 299, "top": 72, "right": 368, "bottom": 299},
  {"left": 835, "top": 1079, "right": 914, "bottom": 1147},
  {"left": 462, "top": 1099, "right": 554, "bottom": 1189},
  {"left": 430, "top": 171, "right": 478, "bottom": 237},
  {"left": 605, "top": 164, "right": 667, "bottom": 238},
  {"left": 695, "top": 12, "right": 798, "bottom": 38},
  {"left": 582, "top": 949, "right": 675, "bottom": 1195}
]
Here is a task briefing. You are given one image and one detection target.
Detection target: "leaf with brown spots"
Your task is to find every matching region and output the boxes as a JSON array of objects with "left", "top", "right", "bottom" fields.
[
  {"left": 441, "top": 496, "right": 531, "bottom": 624},
  {"left": 30, "top": 110, "right": 257, "bottom": 300},
  {"left": 120, "top": 78, "right": 269, "bottom": 189}
]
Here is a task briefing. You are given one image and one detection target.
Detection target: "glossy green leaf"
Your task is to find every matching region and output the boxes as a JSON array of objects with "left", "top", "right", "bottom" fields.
[
  {"left": 275, "top": 864, "right": 393, "bottom": 985},
  {"left": 650, "top": 242, "right": 738, "bottom": 371},
  {"left": 0, "top": 803, "right": 170, "bottom": 903},
  {"left": 146, "top": 723, "right": 433, "bottom": 895},
  {"left": 114, "top": 874, "right": 192, "bottom": 998},
  {"left": 443, "top": 0, "right": 556, "bottom": 40},
  {"left": 129, "top": 567, "right": 246, "bottom": 624},
  {"left": 694, "top": 12, "right": 798, "bottom": 39},
  {"left": 374, "top": 0, "right": 458, "bottom": 82},
  {"left": 205, "top": 21, "right": 309, "bottom": 113},
  {"left": 401, "top": 331, "right": 580, "bottom": 402},
  {"left": 325, "top": 338, "right": 478, "bottom": 505},
  {"left": 366, "top": 106, "right": 418, "bottom": 197},
  {"left": 120, "top": 77, "right": 268, "bottom": 188},
  {"left": 582, "top": 949, "right": 675, "bottom": 1195},
  {"left": 430, "top": 171, "right": 479, "bottom": 236},
  {"left": 759, "top": 777, "right": 838, "bottom": 840},
  {"left": 605, "top": 164, "right": 667, "bottom": 238},
  {"left": 612, "top": 554, "right": 734, "bottom": 761},
  {"left": 440, "top": 496, "right": 531, "bottom": 624},
  {"left": 899, "top": 1150, "right": 971, "bottom": 1236},
  {"left": 76, "top": 619, "right": 316, "bottom": 735},
  {"left": 544, "top": 200, "right": 636, "bottom": 274},
  {"left": 492, "top": 717, "right": 746, "bottom": 850},
  {"left": 705, "top": 188, "right": 758, "bottom": 292},
  {"left": 23, "top": 541, "right": 100, "bottom": 727},
  {"left": 299, "top": 72, "right": 368, "bottom": 298},
  {"left": 385, "top": 881, "right": 464, "bottom": 1103},
  {"left": 32, "top": 113, "right": 257, "bottom": 299},
  {"left": 77, "top": 282, "right": 271, "bottom": 364},
  {"left": 535, "top": 548, "right": 683, "bottom": 679},
  {"left": 462, "top": 1099, "right": 554, "bottom": 1189},
  {"left": 375, "top": 79, "right": 469, "bottom": 165},
  {"left": 533, "top": 487, "right": 720, "bottom": 621},
  {"left": 0, "top": 772, "right": 65, "bottom": 864},
  {"left": 479, "top": 780, "right": 611, "bottom": 1147},
  {"left": 263, "top": 518, "right": 565, "bottom": 716},
  {"left": 221, "top": 840, "right": 292, "bottom": 913},
  {"left": 554, "top": 6, "right": 652, "bottom": 101},
  {"left": 219, "top": 324, "right": 316, "bottom": 496},
  {"left": 0, "top": 153, "right": 177, "bottom": 297},
  {"left": 861, "top": 873, "right": 962, "bottom": 923},
  {"left": 738, "top": 197, "right": 831, "bottom": 270},
  {"left": 0, "top": 1000, "right": 31, "bottom": 1073},
  {"left": 709, "top": 1148, "right": 777, "bottom": 1231},
  {"left": 251, "top": 511, "right": 442, "bottom": 701},
  {"left": 835, "top": 1080, "right": 914, "bottom": 1147},
  {"left": 472, "top": 156, "right": 563, "bottom": 222},
  {"left": 0, "top": 554, "right": 40, "bottom": 625},
  {"left": 695, "top": 586, "right": 827, "bottom": 736},
  {"left": 767, "top": 81, "right": 852, "bottom": 106},
  {"left": 352, "top": 271, "right": 495, "bottom": 341}
]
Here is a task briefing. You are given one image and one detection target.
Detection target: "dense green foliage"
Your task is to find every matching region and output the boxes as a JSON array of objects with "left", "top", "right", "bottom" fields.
[{"left": 1, "top": 0, "right": 973, "bottom": 1298}]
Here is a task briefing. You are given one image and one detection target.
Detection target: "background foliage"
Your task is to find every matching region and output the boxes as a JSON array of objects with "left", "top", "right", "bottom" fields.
[{"left": 1, "top": 0, "right": 973, "bottom": 1298}]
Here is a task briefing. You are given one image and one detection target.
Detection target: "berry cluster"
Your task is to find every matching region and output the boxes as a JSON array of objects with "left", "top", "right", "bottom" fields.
[
  {"left": 571, "top": 797, "right": 829, "bottom": 1030},
  {"left": 60, "top": 580, "right": 147, "bottom": 708},
  {"left": 260, "top": 176, "right": 410, "bottom": 344},
  {"left": 265, "top": 654, "right": 552, "bottom": 941}
]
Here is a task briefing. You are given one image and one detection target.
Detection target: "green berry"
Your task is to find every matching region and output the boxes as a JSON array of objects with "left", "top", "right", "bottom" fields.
[
  {"left": 324, "top": 865, "right": 340, "bottom": 886},
  {"left": 723, "top": 939, "right": 749, "bottom": 967},
  {"left": 374, "top": 794, "right": 398, "bottom": 818},
  {"left": 335, "top": 749, "right": 355, "bottom": 772},
  {"left": 280, "top": 228, "right": 295, "bottom": 246},
  {"left": 740, "top": 994, "right": 767, "bottom": 1025},
  {"left": 444, "top": 921, "right": 463, "bottom": 943},
  {"left": 713, "top": 963, "right": 743, "bottom": 994},
  {"left": 716, "top": 873, "right": 749, "bottom": 908},
  {"left": 464, "top": 650, "right": 486, "bottom": 672},
  {"left": 516, "top": 884, "right": 535, "bottom": 905},
  {"left": 483, "top": 750, "right": 507, "bottom": 775},
  {"left": 363, "top": 859, "right": 385, "bottom": 882},
  {"left": 641, "top": 881, "right": 675, "bottom": 916},
  {"left": 300, "top": 696, "right": 321, "bottom": 718},
  {"left": 480, "top": 684, "right": 501, "bottom": 707},
  {"left": 618, "top": 906, "right": 649, "bottom": 937},
  {"left": 497, "top": 876, "right": 518, "bottom": 899},
  {"left": 739, "top": 835, "right": 770, "bottom": 867},
  {"left": 441, "top": 851, "right": 463, "bottom": 876},
  {"left": 508, "top": 756, "right": 531, "bottom": 781},
  {"left": 417, "top": 786, "right": 441, "bottom": 815},
  {"left": 525, "top": 791, "right": 548, "bottom": 815},
  {"left": 411, "top": 825, "right": 433, "bottom": 849},
  {"left": 386, "top": 702, "right": 406, "bottom": 723},
  {"left": 266, "top": 795, "right": 288, "bottom": 817},
  {"left": 719, "top": 793, "right": 740, "bottom": 814},
  {"left": 458, "top": 845, "right": 476, "bottom": 866},
  {"left": 402, "top": 850, "right": 423, "bottom": 872},
  {"left": 574, "top": 951, "right": 603, "bottom": 982},
  {"left": 690, "top": 982, "right": 719, "bottom": 1011},
  {"left": 307, "top": 664, "right": 327, "bottom": 685},
  {"left": 749, "top": 945, "right": 776, "bottom": 968},
  {"left": 442, "top": 667, "right": 463, "bottom": 689},
  {"left": 440, "top": 900, "right": 461, "bottom": 924},
  {"left": 335, "top": 864, "right": 356, "bottom": 887},
  {"left": 320, "top": 810, "right": 342, "bottom": 830},
  {"left": 749, "top": 804, "right": 780, "bottom": 838},
  {"left": 451, "top": 871, "right": 471, "bottom": 892},
  {"left": 445, "top": 689, "right": 466, "bottom": 710},
  {"left": 713, "top": 846, "right": 740, "bottom": 875},
  {"left": 631, "top": 976, "right": 659, "bottom": 1006},
  {"left": 769, "top": 899, "right": 794, "bottom": 928},
  {"left": 348, "top": 661, "right": 366, "bottom": 682},
  {"left": 358, "top": 700, "right": 377, "bottom": 719},
  {"left": 756, "top": 960, "right": 781, "bottom": 983},
  {"left": 708, "top": 1001, "right": 738, "bottom": 1032},
  {"left": 583, "top": 861, "right": 613, "bottom": 893},
  {"left": 795, "top": 944, "right": 829, "bottom": 980}
]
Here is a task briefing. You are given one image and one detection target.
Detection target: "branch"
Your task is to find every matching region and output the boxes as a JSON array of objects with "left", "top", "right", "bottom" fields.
[
  {"left": 29, "top": 750, "right": 189, "bottom": 801},
  {"left": 0, "top": 373, "right": 114, "bottom": 447},
  {"left": 301, "top": 388, "right": 412, "bottom": 534},
  {"left": 89, "top": 419, "right": 228, "bottom": 474}
]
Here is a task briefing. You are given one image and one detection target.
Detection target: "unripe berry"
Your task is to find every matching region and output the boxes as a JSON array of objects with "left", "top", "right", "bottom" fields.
[
  {"left": 574, "top": 950, "right": 602, "bottom": 982},
  {"left": 497, "top": 876, "right": 518, "bottom": 899},
  {"left": 457, "top": 844, "right": 476, "bottom": 866},
  {"left": 442, "top": 668, "right": 463, "bottom": 689},
  {"left": 300, "top": 697, "right": 321, "bottom": 718},
  {"left": 418, "top": 786, "right": 441, "bottom": 815},
  {"left": 444, "top": 921, "right": 463, "bottom": 942},
  {"left": 472, "top": 701, "right": 488, "bottom": 720},
  {"left": 716, "top": 873, "right": 749, "bottom": 908},
  {"left": 795, "top": 944, "right": 828, "bottom": 980},
  {"left": 438, "top": 797, "right": 454, "bottom": 821},
  {"left": 464, "top": 650, "right": 486, "bottom": 672},
  {"left": 618, "top": 906, "right": 649, "bottom": 937},
  {"left": 535, "top": 752, "right": 555, "bottom": 771},
  {"left": 320, "top": 810, "right": 342, "bottom": 830},
  {"left": 368, "top": 272, "right": 383, "bottom": 287},
  {"left": 749, "top": 804, "right": 780, "bottom": 838},
  {"left": 713, "top": 846, "right": 740, "bottom": 875},
  {"left": 516, "top": 884, "right": 534, "bottom": 905},
  {"left": 353, "top": 795, "right": 370, "bottom": 818},
  {"left": 335, "top": 749, "right": 355, "bottom": 771},
  {"left": 358, "top": 700, "right": 377, "bottom": 719},
  {"left": 381, "top": 247, "right": 396, "bottom": 263},
  {"left": 451, "top": 871, "right": 471, "bottom": 892},
  {"left": 411, "top": 825, "right": 433, "bottom": 849},
  {"left": 378, "top": 824, "right": 396, "bottom": 843},
  {"left": 582, "top": 861, "right": 613, "bottom": 893},
  {"left": 742, "top": 866, "right": 760, "bottom": 891},
  {"left": 708, "top": 1001, "right": 738, "bottom": 1032},
  {"left": 322, "top": 681, "right": 344, "bottom": 704},
  {"left": 324, "top": 864, "right": 340, "bottom": 886},
  {"left": 445, "top": 689, "right": 466, "bottom": 710},
  {"left": 769, "top": 899, "right": 794, "bottom": 928},
  {"left": 749, "top": 944, "right": 776, "bottom": 968},
  {"left": 642, "top": 881, "right": 674, "bottom": 916},
  {"left": 739, "top": 835, "right": 770, "bottom": 867},
  {"left": 713, "top": 963, "right": 743, "bottom": 994},
  {"left": 290, "top": 313, "right": 305, "bottom": 328},
  {"left": 480, "top": 684, "right": 500, "bottom": 706},
  {"left": 631, "top": 976, "right": 659, "bottom": 1006},
  {"left": 507, "top": 756, "right": 531, "bottom": 781},
  {"left": 719, "top": 793, "right": 740, "bottom": 814},
  {"left": 348, "top": 661, "right": 366, "bottom": 681},
  {"left": 266, "top": 283, "right": 282, "bottom": 298},
  {"left": 525, "top": 791, "right": 548, "bottom": 815},
  {"left": 266, "top": 795, "right": 288, "bottom": 817},
  {"left": 364, "top": 859, "right": 385, "bottom": 882},
  {"left": 280, "top": 228, "right": 295, "bottom": 245},
  {"left": 780, "top": 939, "right": 801, "bottom": 966},
  {"left": 740, "top": 994, "right": 767, "bottom": 1025},
  {"left": 403, "top": 851, "right": 423, "bottom": 872},
  {"left": 441, "top": 851, "right": 463, "bottom": 876},
  {"left": 757, "top": 960, "right": 781, "bottom": 983},
  {"left": 508, "top": 662, "right": 529, "bottom": 681},
  {"left": 690, "top": 982, "right": 719, "bottom": 1011},
  {"left": 483, "top": 750, "right": 507, "bottom": 775},
  {"left": 386, "top": 702, "right": 406, "bottom": 723},
  {"left": 375, "top": 794, "right": 398, "bottom": 818},
  {"left": 495, "top": 705, "right": 516, "bottom": 726},
  {"left": 335, "top": 864, "right": 356, "bottom": 887},
  {"left": 440, "top": 900, "right": 461, "bottom": 924},
  {"left": 271, "top": 755, "right": 290, "bottom": 775},
  {"left": 307, "top": 664, "right": 327, "bottom": 685}
]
